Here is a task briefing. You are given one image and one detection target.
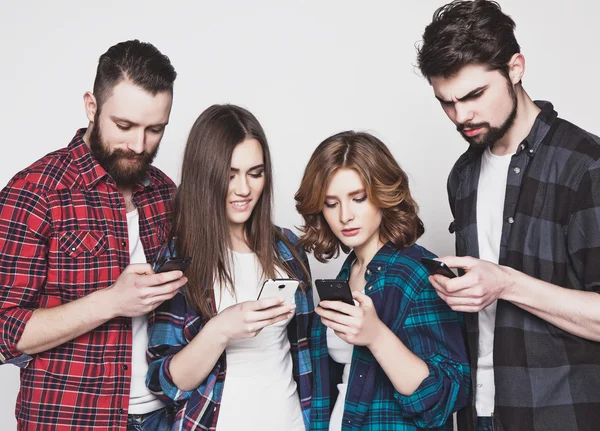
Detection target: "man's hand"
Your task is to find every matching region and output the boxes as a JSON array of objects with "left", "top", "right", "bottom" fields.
[
  {"left": 429, "top": 256, "right": 515, "bottom": 312},
  {"left": 107, "top": 263, "right": 188, "bottom": 318}
]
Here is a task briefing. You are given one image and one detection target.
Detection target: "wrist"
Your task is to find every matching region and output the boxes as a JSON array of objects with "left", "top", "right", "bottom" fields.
[
  {"left": 91, "top": 286, "right": 120, "bottom": 320},
  {"left": 204, "top": 316, "right": 230, "bottom": 347},
  {"left": 498, "top": 265, "right": 520, "bottom": 302},
  {"left": 367, "top": 320, "right": 389, "bottom": 352}
]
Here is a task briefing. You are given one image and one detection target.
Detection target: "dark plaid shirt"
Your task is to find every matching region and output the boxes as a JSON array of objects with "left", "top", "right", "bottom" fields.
[
  {"left": 449, "top": 102, "right": 600, "bottom": 431},
  {"left": 0, "top": 130, "right": 175, "bottom": 430},
  {"left": 310, "top": 243, "right": 470, "bottom": 430}
]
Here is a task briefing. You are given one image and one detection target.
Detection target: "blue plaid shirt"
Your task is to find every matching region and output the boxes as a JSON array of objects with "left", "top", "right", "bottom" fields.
[
  {"left": 146, "top": 228, "right": 313, "bottom": 430},
  {"left": 310, "top": 243, "right": 470, "bottom": 430}
]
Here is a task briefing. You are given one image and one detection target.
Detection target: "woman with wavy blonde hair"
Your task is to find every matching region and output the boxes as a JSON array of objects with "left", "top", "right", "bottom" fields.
[{"left": 295, "top": 131, "right": 470, "bottom": 430}]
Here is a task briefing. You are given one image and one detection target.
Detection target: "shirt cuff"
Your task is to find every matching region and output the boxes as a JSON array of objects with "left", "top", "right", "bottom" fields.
[
  {"left": 159, "top": 355, "right": 196, "bottom": 402},
  {"left": 0, "top": 308, "right": 35, "bottom": 368},
  {"left": 394, "top": 353, "right": 467, "bottom": 428}
]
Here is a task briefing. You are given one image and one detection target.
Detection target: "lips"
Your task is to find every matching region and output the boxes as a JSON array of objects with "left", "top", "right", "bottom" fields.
[
  {"left": 463, "top": 127, "right": 482, "bottom": 137},
  {"left": 342, "top": 228, "right": 360, "bottom": 237},
  {"left": 230, "top": 199, "right": 251, "bottom": 211}
]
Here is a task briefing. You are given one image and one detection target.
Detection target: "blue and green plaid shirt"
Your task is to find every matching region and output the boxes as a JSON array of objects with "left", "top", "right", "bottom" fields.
[
  {"left": 310, "top": 242, "right": 470, "bottom": 430},
  {"left": 146, "top": 227, "right": 313, "bottom": 430}
]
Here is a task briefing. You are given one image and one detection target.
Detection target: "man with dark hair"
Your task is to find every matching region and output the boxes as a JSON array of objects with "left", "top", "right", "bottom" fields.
[
  {"left": 417, "top": 1, "right": 600, "bottom": 431},
  {"left": 0, "top": 39, "right": 187, "bottom": 430}
]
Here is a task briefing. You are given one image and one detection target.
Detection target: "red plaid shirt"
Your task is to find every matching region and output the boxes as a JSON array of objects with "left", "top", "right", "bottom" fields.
[{"left": 0, "top": 129, "right": 175, "bottom": 430}]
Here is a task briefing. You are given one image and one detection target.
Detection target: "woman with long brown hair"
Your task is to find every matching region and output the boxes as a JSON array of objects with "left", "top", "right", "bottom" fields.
[
  {"left": 295, "top": 131, "right": 469, "bottom": 430},
  {"left": 146, "top": 104, "right": 313, "bottom": 431}
]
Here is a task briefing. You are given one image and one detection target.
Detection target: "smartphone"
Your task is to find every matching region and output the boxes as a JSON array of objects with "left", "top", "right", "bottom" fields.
[
  {"left": 257, "top": 279, "right": 299, "bottom": 304},
  {"left": 420, "top": 257, "right": 457, "bottom": 278},
  {"left": 315, "top": 279, "right": 354, "bottom": 305},
  {"left": 154, "top": 257, "right": 192, "bottom": 274}
]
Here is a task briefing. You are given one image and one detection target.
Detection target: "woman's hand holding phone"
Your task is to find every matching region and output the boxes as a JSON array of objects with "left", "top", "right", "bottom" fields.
[
  {"left": 316, "top": 290, "right": 386, "bottom": 347},
  {"left": 214, "top": 298, "right": 295, "bottom": 342}
]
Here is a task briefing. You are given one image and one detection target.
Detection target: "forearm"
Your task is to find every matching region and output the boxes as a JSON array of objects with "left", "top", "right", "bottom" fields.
[
  {"left": 368, "top": 322, "right": 430, "bottom": 396},
  {"left": 16, "top": 287, "right": 115, "bottom": 355},
  {"left": 169, "top": 318, "right": 228, "bottom": 391},
  {"left": 502, "top": 267, "right": 600, "bottom": 341}
]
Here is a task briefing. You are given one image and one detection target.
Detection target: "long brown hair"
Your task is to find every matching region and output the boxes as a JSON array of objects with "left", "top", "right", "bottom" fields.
[
  {"left": 295, "top": 131, "right": 424, "bottom": 262},
  {"left": 172, "top": 104, "right": 309, "bottom": 318}
]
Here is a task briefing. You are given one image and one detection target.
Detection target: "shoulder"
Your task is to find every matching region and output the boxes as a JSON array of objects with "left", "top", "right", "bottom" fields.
[
  {"left": 147, "top": 165, "right": 176, "bottom": 192},
  {"left": 382, "top": 243, "right": 437, "bottom": 298},
  {"left": 6, "top": 146, "right": 75, "bottom": 192},
  {"left": 548, "top": 117, "right": 600, "bottom": 164},
  {"left": 276, "top": 226, "right": 300, "bottom": 244}
]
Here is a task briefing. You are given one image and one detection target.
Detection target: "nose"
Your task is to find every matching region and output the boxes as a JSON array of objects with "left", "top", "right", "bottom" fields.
[
  {"left": 339, "top": 202, "right": 354, "bottom": 225},
  {"left": 233, "top": 175, "right": 250, "bottom": 197},
  {"left": 455, "top": 102, "right": 474, "bottom": 125},
  {"left": 128, "top": 129, "right": 146, "bottom": 154}
]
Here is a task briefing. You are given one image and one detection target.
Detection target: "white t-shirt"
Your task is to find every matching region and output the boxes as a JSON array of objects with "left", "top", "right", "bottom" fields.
[
  {"left": 475, "top": 147, "right": 513, "bottom": 416},
  {"left": 126, "top": 209, "right": 165, "bottom": 414},
  {"left": 327, "top": 327, "right": 354, "bottom": 431},
  {"left": 214, "top": 250, "right": 304, "bottom": 431}
]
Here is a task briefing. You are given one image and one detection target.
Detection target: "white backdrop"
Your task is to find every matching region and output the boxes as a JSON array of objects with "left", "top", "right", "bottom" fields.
[{"left": 1, "top": 1, "right": 599, "bottom": 428}]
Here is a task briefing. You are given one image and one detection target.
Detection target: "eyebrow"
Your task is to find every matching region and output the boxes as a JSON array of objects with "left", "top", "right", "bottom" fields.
[
  {"left": 110, "top": 115, "right": 169, "bottom": 128},
  {"left": 435, "top": 85, "right": 487, "bottom": 104},
  {"left": 230, "top": 164, "right": 265, "bottom": 173},
  {"left": 324, "top": 189, "right": 365, "bottom": 199}
]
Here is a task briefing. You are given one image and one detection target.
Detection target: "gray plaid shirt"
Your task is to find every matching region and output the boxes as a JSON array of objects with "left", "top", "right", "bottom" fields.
[{"left": 450, "top": 101, "right": 600, "bottom": 431}]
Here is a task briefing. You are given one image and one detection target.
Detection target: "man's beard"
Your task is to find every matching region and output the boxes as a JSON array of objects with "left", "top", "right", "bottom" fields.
[
  {"left": 89, "top": 114, "right": 158, "bottom": 187},
  {"left": 457, "top": 82, "right": 518, "bottom": 148}
]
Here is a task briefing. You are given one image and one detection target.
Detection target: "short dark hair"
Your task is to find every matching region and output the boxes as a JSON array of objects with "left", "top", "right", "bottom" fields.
[
  {"left": 417, "top": 0, "right": 520, "bottom": 81},
  {"left": 93, "top": 39, "right": 177, "bottom": 108}
]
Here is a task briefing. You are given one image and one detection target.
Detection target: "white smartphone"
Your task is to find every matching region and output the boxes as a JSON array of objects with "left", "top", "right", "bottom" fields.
[{"left": 257, "top": 278, "right": 299, "bottom": 305}]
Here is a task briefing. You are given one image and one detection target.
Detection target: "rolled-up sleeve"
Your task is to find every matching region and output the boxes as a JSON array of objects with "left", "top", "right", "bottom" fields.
[
  {"left": 0, "top": 180, "right": 50, "bottom": 367},
  {"left": 394, "top": 283, "right": 470, "bottom": 428},
  {"left": 146, "top": 290, "right": 199, "bottom": 403}
]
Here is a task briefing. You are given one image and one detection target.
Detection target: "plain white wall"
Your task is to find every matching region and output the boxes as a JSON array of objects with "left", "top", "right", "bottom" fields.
[{"left": 1, "top": 1, "right": 600, "bottom": 428}]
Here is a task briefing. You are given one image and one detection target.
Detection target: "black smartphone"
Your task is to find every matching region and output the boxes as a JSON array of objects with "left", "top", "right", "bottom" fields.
[
  {"left": 420, "top": 257, "right": 457, "bottom": 278},
  {"left": 154, "top": 257, "right": 192, "bottom": 274},
  {"left": 315, "top": 279, "right": 354, "bottom": 305}
]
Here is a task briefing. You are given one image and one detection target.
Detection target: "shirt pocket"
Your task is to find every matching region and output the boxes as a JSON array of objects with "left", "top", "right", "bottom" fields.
[
  {"left": 46, "top": 230, "right": 110, "bottom": 301},
  {"left": 58, "top": 230, "right": 107, "bottom": 258}
]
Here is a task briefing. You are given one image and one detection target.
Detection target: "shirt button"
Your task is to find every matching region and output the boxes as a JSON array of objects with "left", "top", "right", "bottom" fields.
[
  {"left": 359, "top": 374, "right": 363, "bottom": 378},
  {"left": 121, "top": 240, "right": 127, "bottom": 247},
  {"left": 520, "top": 144, "right": 525, "bottom": 151},
  {"left": 513, "top": 167, "right": 521, "bottom": 174},
  {"left": 122, "top": 364, "right": 128, "bottom": 371},
  {"left": 368, "top": 286, "right": 373, "bottom": 291},
  {"left": 377, "top": 266, "right": 382, "bottom": 271},
  {"left": 366, "top": 269, "right": 371, "bottom": 275},
  {"left": 71, "top": 247, "right": 76, "bottom": 251},
  {"left": 508, "top": 217, "right": 515, "bottom": 224},
  {"left": 118, "top": 408, "right": 125, "bottom": 414}
]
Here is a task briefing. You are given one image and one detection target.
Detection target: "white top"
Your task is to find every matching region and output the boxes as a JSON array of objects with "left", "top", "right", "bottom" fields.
[
  {"left": 327, "top": 327, "right": 354, "bottom": 431},
  {"left": 475, "top": 147, "right": 513, "bottom": 416},
  {"left": 126, "top": 209, "right": 165, "bottom": 414},
  {"left": 214, "top": 251, "right": 304, "bottom": 431}
]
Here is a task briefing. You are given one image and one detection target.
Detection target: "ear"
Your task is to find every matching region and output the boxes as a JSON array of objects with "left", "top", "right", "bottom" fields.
[
  {"left": 83, "top": 91, "right": 98, "bottom": 123},
  {"left": 507, "top": 53, "right": 525, "bottom": 85}
]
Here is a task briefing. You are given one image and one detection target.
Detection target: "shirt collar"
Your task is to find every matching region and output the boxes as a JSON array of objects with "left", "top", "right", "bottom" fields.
[
  {"left": 515, "top": 100, "right": 557, "bottom": 157},
  {"left": 69, "top": 128, "right": 158, "bottom": 191},
  {"left": 337, "top": 241, "right": 397, "bottom": 281}
]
